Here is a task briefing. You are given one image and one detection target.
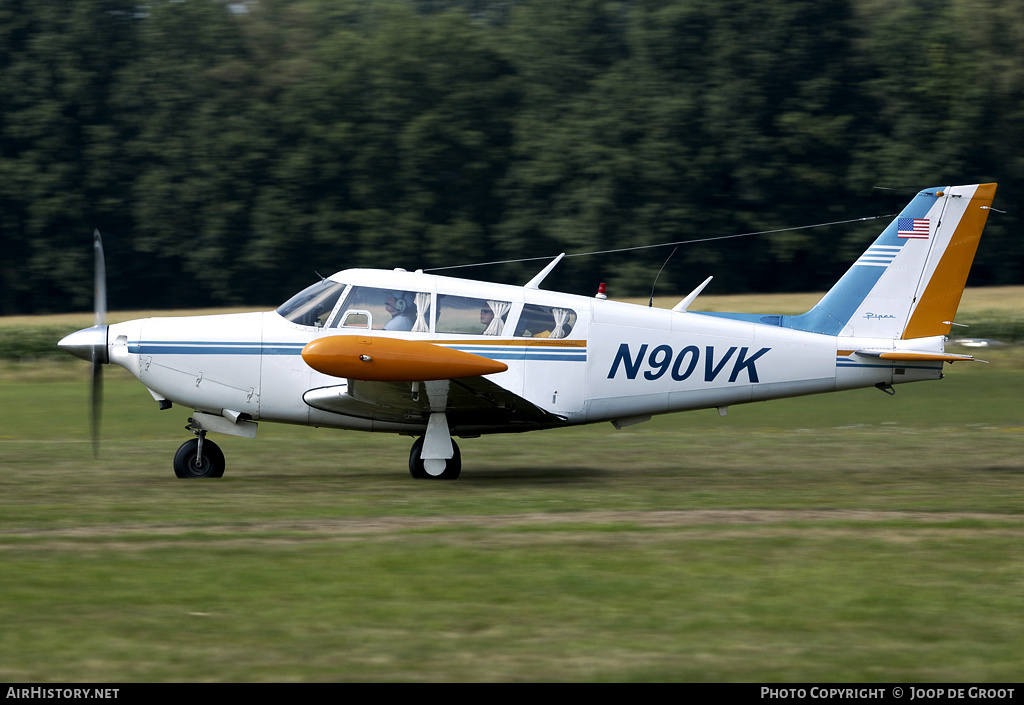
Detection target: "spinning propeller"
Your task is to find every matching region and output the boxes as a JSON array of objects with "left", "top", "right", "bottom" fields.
[{"left": 58, "top": 230, "right": 109, "bottom": 457}]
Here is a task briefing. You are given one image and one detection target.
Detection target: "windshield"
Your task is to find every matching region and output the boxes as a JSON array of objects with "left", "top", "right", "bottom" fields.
[{"left": 276, "top": 280, "right": 347, "bottom": 327}]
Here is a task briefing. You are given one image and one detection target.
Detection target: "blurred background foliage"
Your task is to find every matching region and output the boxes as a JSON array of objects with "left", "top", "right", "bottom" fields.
[{"left": 1, "top": 0, "right": 1020, "bottom": 314}]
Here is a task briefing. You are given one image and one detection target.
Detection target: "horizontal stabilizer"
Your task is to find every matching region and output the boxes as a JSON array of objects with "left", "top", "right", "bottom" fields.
[{"left": 854, "top": 349, "right": 975, "bottom": 363}]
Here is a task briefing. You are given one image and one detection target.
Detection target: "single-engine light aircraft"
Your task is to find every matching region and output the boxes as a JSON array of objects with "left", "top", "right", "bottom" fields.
[{"left": 59, "top": 183, "right": 997, "bottom": 479}]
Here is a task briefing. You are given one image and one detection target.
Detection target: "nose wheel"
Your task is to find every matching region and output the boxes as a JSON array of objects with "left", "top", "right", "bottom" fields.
[
  {"left": 409, "top": 436, "right": 461, "bottom": 480},
  {"left": 173, "top": 434, "right": 226, "bottom": 478}
]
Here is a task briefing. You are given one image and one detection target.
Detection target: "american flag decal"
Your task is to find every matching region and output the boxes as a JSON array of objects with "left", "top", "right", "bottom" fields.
[{"left": 897, "top": 217, "right": 930, "bottom": 239}]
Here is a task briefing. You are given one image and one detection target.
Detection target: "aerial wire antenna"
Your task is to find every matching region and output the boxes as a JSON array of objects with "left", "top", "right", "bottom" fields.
[
  {"left": 424, "top": 213, "right": 896, "bottom": 274},
  {"left": 648, "top": 246, "right": 678, "bottom": 307}
]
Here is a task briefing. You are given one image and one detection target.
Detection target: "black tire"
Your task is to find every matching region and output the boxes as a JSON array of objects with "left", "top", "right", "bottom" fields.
[
  {"left": 408, "top": 437, "right": 428, "bottom": 479},
  {"left": 173, "top": 438, "right": 226, "bottom": 479},
  {"left": 408, "top": 436, "right": 461, "bottom": 480}
]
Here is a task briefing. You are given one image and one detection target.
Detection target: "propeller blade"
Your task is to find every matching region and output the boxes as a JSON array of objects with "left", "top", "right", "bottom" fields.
[
  {"left": 90, "top": 357, "right": 103, "bottom": 458},
  {"left": 94, "top": 229, "right": 106, "bottom": 327},
  {"left": 91, "top": 229, "right": 107, "bottom": 456}
]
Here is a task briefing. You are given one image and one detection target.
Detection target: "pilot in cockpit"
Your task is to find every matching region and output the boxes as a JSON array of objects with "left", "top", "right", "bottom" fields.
[{"left": 383, "top": 292, "right": 416, "bottom": 331}]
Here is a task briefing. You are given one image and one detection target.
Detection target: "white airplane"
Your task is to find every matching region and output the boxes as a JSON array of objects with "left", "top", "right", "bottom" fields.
[{"left": 59, "top": 183, "right": 997, "bottom": 479}]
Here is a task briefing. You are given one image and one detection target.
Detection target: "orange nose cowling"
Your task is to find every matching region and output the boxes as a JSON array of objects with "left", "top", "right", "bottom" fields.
[{"left": 301, "top": 336, "right": 508, "bottom": 381}]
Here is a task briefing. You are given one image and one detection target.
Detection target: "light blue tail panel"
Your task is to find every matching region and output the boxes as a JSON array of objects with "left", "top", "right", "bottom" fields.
[{"left": 695, "top": 188, "right": 940, "bottom": 335}]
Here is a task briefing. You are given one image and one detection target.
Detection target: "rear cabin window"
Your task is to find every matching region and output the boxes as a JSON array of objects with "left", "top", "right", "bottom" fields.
[
  {"left": 514, "top": 304, "right": 577, "bottom": 339},
  {"left": 435, "top": 296, "right": 511, "bottom": 336}
]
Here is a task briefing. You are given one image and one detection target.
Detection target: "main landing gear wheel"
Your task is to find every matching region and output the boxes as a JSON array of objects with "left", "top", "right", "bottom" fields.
[
  {"left": 173, "top": 437, "right": 226, "bottom": 478},
  {"left": 408, "top": 436, "right": 461, "bottom": 480}
]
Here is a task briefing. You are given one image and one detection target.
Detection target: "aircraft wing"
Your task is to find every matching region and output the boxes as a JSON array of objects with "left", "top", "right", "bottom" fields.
[{"left": 303, "top": 376, "right": 566, "bottom": 433}]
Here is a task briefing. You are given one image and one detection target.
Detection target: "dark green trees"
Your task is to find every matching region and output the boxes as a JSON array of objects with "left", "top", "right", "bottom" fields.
[{"left": 1, "top": 0, "right": 1019, "bottom": 314}]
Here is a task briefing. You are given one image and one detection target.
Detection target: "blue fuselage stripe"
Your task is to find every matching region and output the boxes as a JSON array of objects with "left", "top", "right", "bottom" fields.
[
  {"left": 127, "top": 341, "right": 588, "bottom": 362},
  {"left": 128, "top": 342, "right": 302, "bottom": 355},
  {"left": 445, "top": 346, "right": 586, "bottom": 362}
]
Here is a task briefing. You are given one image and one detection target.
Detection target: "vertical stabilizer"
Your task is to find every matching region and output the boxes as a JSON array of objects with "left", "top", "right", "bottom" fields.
[{"left": 783, "top": 184, "right": 997, "bottom": 339}]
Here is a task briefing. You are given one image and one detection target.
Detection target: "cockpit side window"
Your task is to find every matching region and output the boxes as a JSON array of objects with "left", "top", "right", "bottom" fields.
[
  {"left": 330, "top": 286, "right": 431, "bottom": 332},
  {"left": 276, "top": 280, "right": 347, "bottom": 328},
  {"left": 514, "top": 304, "right": 576, "bottom": 339}
]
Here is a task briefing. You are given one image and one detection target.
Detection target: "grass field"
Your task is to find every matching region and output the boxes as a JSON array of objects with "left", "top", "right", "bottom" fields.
[{"left": 1, "top": 291, "right": 1022, "bottom": 682}]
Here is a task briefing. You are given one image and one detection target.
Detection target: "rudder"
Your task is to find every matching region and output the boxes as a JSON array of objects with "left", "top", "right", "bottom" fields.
[{"left": 900, "top": 183, "right": 997, "bottom": 339}]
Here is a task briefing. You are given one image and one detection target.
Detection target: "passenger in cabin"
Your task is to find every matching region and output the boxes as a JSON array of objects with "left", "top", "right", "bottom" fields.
[
  {"left": 383, "top": 292, "right": 416, "bottom": 331},
  {"left": 514, "top": 305, "right": 574, "bottom": 338},
  {"left": 480, "top": 301, "right": 511, "bottom": 335}
]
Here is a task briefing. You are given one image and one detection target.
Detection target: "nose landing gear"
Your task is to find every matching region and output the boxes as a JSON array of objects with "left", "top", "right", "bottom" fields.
[{"left": 173, "top": 431, "right": 225, "bottom": 478}]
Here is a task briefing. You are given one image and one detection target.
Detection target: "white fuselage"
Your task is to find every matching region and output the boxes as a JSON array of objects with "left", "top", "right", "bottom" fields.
[{"left": 104, "top": 268, "right": 942, "bottom": 438}]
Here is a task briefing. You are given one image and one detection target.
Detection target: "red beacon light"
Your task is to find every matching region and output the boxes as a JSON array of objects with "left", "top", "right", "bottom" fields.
[{"left": 595, "top": 282, "right": 607, "bottom": 300}]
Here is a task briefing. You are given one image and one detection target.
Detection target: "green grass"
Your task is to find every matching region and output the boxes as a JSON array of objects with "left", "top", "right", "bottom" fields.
[
  {"left": 3, "top": 530, "right": 1021, "bottom": 681},
  {"left": 1, "top": 361, "right": 1022, "bottom": 681}
]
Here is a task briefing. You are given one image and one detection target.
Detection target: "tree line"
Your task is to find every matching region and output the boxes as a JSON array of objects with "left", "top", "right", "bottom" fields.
[{"left": 1, "top": 0, "right": 1021, "bottom": 315}]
